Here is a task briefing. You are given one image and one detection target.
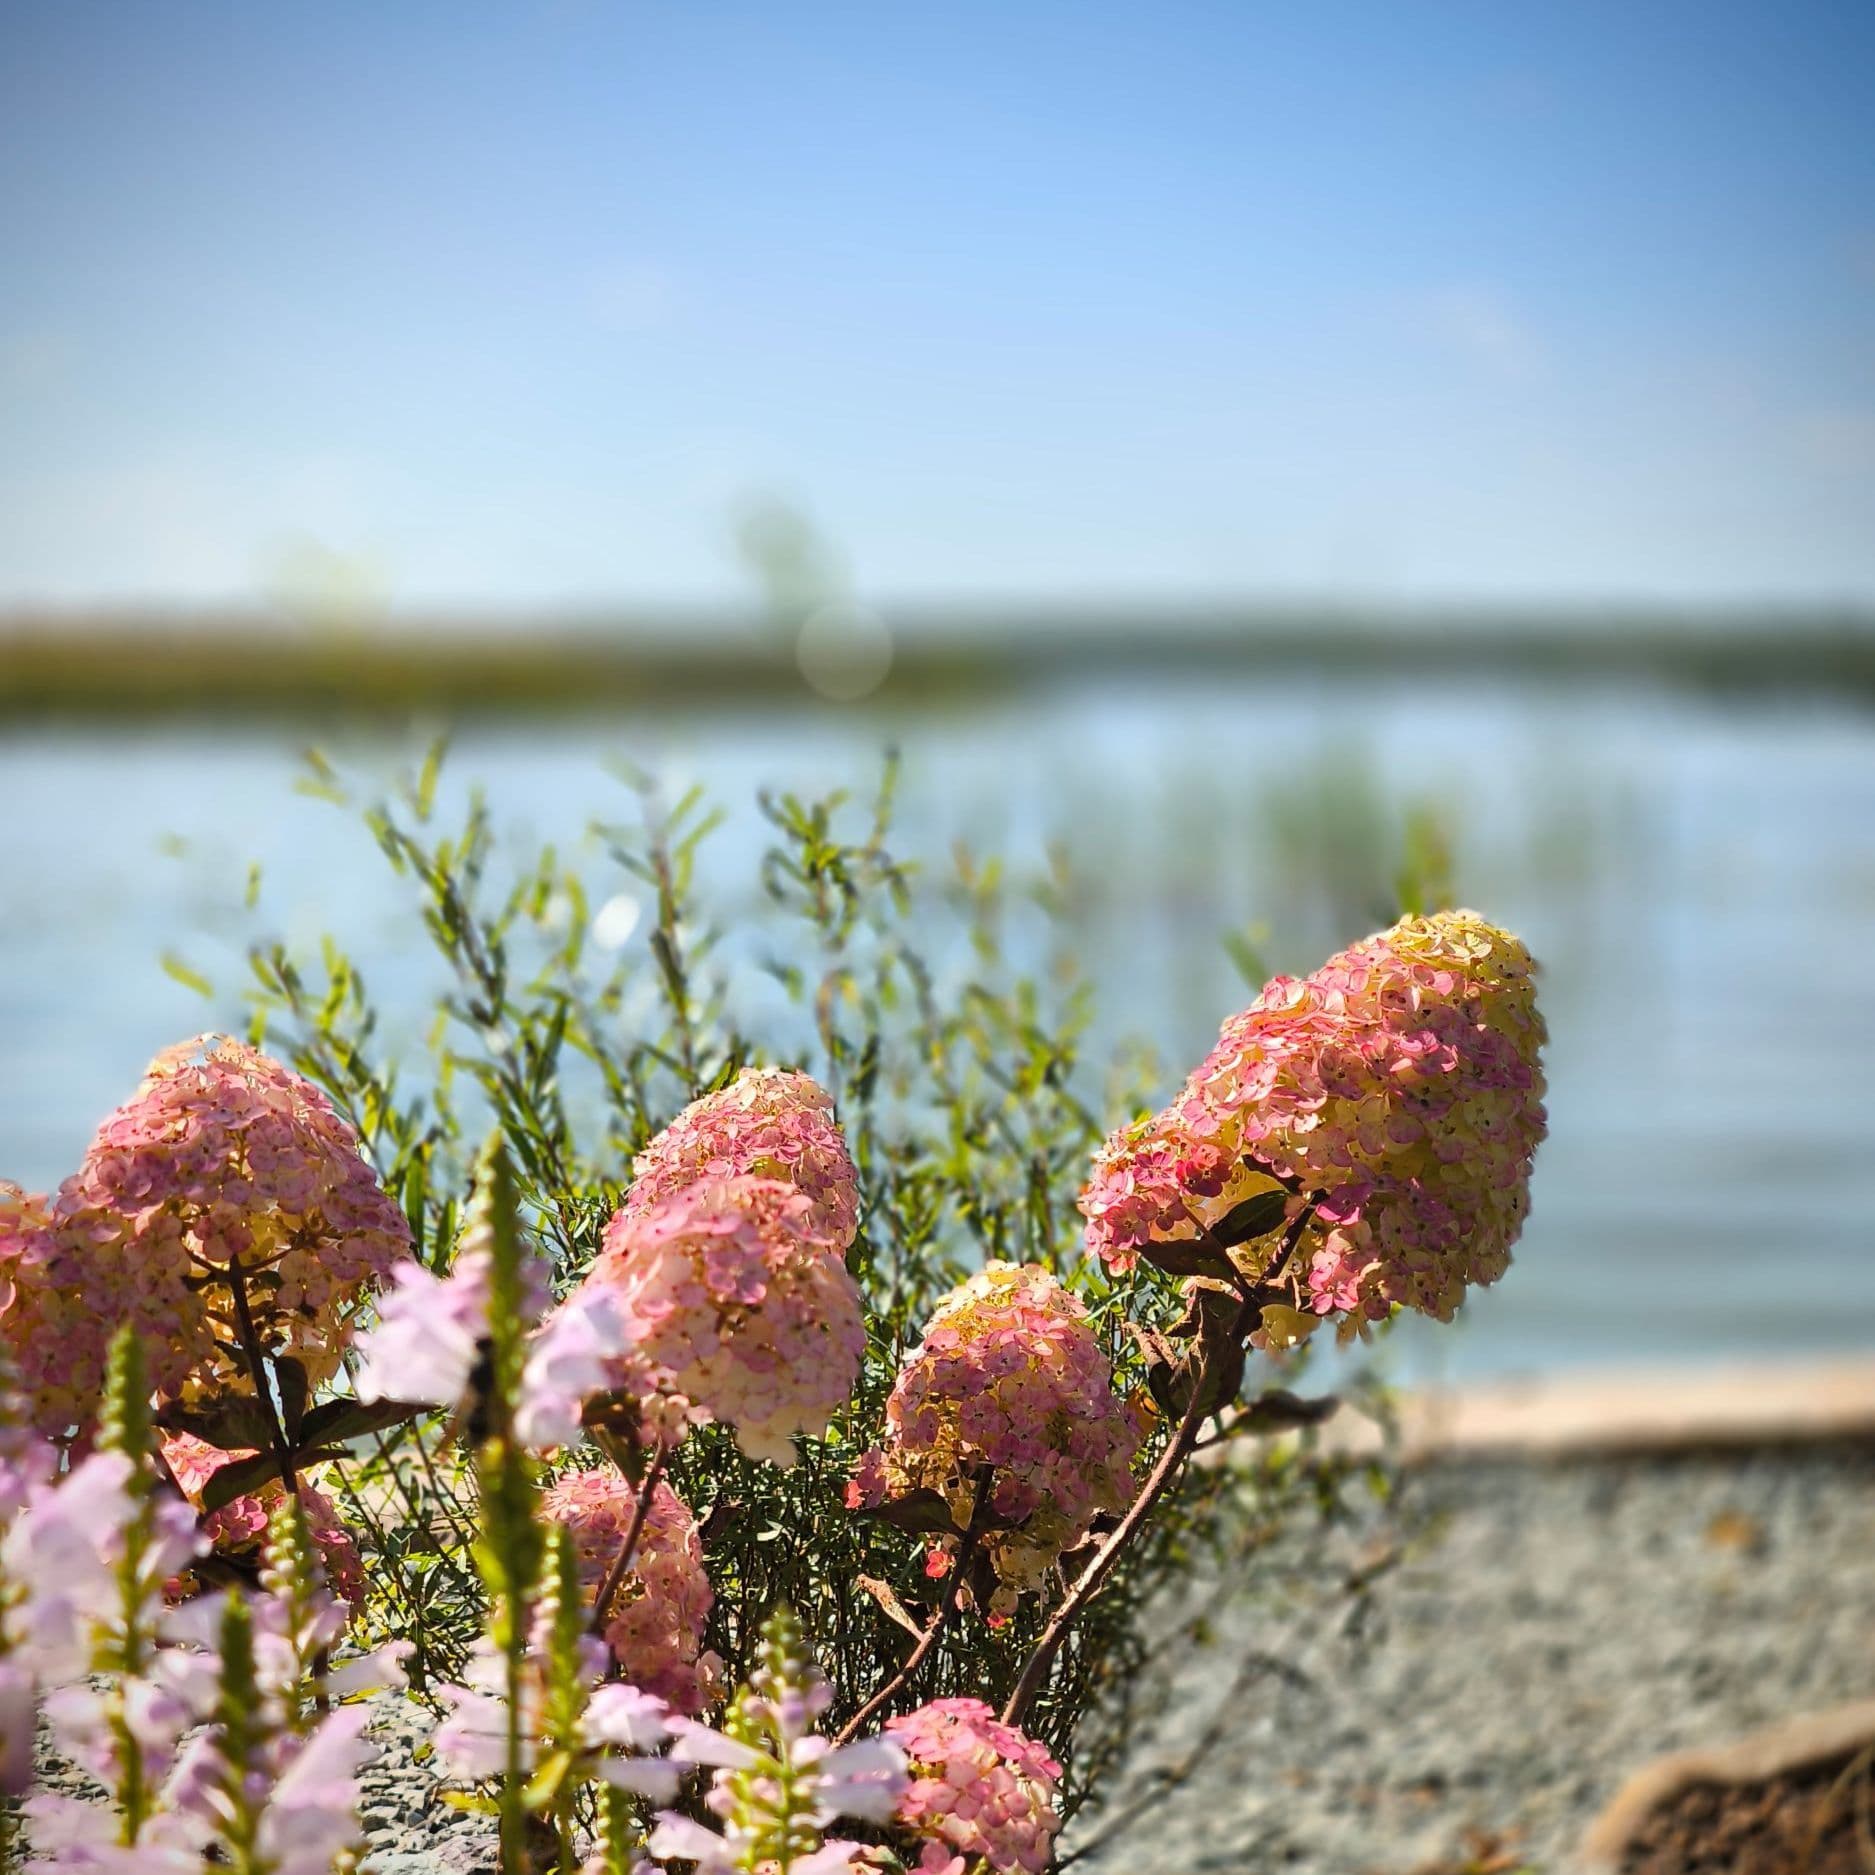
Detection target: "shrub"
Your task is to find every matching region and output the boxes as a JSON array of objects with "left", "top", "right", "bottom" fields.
[{"left": 0, "top": 749, "right": 1546, "bottom": 1873}]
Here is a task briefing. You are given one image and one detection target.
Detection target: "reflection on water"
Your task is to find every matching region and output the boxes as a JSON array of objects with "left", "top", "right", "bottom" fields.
[{"left": 4, "top": 673, "right": 1872, "bottom": 1380}]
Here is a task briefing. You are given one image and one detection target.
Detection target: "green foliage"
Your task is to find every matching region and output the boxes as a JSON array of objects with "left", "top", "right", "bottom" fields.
[{"left": 238, "top": 743, "right": 1389, "bottom": 1818}]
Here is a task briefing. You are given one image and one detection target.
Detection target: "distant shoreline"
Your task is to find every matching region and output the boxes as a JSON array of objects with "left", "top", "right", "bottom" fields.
[{"left": 5, "top": 603, "right": 1874, "bottom": 721}]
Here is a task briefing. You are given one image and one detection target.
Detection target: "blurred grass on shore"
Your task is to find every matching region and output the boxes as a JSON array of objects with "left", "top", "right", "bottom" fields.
[{"left": 5, "top": 604, "right": 1874, "bottom": 724}]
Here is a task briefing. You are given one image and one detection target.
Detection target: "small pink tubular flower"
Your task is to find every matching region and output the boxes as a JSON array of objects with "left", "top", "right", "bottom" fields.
[
  {"left": 350, "top": 1252, "right": 492, "bottom": 1420},
  {"left": 158, "top": 1432, "right": 366, "bottom": 1608},
  {"left": 621, "top": 1069, "right": 861, "bottom": 1248},
  {"left": 885, "top": 1698, "right": 1062, "bottom": 1875},
  {"left": 1080, "top": 910, "right": 1548, "bottom": 1324},
  {"left": 580, "top": 1175, "right": 865, "bottom": 1466},
  {"left": 848, "top": 1263, "right": 1141, "bottom": 1608},
  {"left": 539, "top": 1466, "right": 722, "bottom": 1715}
]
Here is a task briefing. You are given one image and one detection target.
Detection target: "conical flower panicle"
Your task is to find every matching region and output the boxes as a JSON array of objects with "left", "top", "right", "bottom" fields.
[{"left": 1081, "top": 909, "right": 1547, "bottom": 1325}]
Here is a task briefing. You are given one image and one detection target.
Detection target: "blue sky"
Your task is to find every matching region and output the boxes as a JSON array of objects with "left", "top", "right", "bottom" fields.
[{"left": 2, "top": 0, "right": 1871, "bottom": 609}]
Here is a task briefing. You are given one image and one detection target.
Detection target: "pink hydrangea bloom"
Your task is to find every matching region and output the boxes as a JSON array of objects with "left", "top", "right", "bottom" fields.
[
  {"left": 885, "top": 1698, "right": 1062, "bottom": 1875},
  {"left": 539, "top": 1466, "right": 722, "bottom": 1714},
  {"left": 621, "top": 1069, "right": 861, "bottom": 1248},
  {"left": 1080, "top": 910, "right": 1548, "bottom": 1324},
  {"left": 848, "top": 1263, "right": 1141, "bottom": 1608},
  {"left": 0, "top": 1180, "right": 205, "bottom": 1444},
  {"left": 159, "top": 1432, "right": 366, "bottom": 1608},
  {"left": 1, "top": 1039, "right": 410, "bottom": 1438},
  {"left": 580, "top": 1175, "right": 865, "bottom": 1466}
]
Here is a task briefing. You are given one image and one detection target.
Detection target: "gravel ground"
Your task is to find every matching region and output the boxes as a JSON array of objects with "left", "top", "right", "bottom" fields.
[
  {"left": 1069, "top": 1445, "right": 1875, "bottom": 1875},
  {"left": 29, "top": 1446, "right": 1875, "bottom": 1874}
]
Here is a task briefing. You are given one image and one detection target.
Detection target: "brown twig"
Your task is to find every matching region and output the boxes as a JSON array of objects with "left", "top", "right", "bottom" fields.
[
  {"left": 1000, "top": 1197, "right": 1319, "bottom": 1727},
  {"left": 590, "top": 1441, "right": 669, "bottom": 1645},
  {"left": 224, "top": 1256, "right": 299, "bottom": 1499},
  {"left": 837, "top": 1474, "right": 994, "bottom": 1745},
  {"left": 1000, "top": 1294, "right": 1248, "bottom": 1728}
]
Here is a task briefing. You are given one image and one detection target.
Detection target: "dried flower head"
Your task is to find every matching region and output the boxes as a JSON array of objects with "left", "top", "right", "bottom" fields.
[
  {"left": 848, "top": 1263, "right": 1141, "bottom": 1609},
  {"left": 1081, "top": 909, "right": 1547, "bottom": 1324},
  {"left": 621, "top": 1069, "right": 860, "bottom": 1248},
  {"left": 581, "top": 1175, "right": 865, "bottom": 1466},
  {"left": 885, "top": 1698, "right": 1062, "bottom": 1875},
  {"left": 539, "top": 1466, "right": 722, "bottom": 1714}
]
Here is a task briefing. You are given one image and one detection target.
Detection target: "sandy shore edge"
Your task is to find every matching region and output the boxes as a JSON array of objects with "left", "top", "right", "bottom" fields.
[{"left": 1327, "top": 1356, "right": 1875, "bottom": 1462}]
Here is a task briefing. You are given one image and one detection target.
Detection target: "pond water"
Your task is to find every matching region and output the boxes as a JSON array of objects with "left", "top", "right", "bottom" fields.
[{"left": 4, "top": 671, "right": 1872, "bottom": 1383}]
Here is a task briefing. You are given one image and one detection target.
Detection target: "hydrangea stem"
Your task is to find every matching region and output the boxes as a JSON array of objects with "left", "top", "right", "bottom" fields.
[
  {"left": 836, "top": 1472, "right": 992, "bottom": 1744},
  {"left": 1002, "top": 1203, "right": 1317, "bottom": 1727},
  {"left": 225, "top": 1255, "right": 299, "bottom": 1500},
  {"left": 589, "top": 1440, "right": 668, "bottom": 1650}
]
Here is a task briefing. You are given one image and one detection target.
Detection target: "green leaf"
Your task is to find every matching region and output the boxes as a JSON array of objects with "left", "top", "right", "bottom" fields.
[
  {"left": 1137, "top": 1236, "right": 1239, "bottom": 1282},
  {"left": 438, "top": 1790, "right": 501, "bottom": 1818},
  {"left": 1210, "top": 1189, "right": 1290, "bottom": 1247},
  {"left": 155, "top": 1398, "right": 279, "bottom": 1452},
  {"left": 296, "top": 1396, "right": 435, "bottom": 1448},
  {"left": 416, "top": 737, "right": 448, "bottom": 821},
  {"left": 853, "top": 1489, "right": 964, "bottom": 1539},
  {"left": 198, "top": 1450, "right": 290, "bottom": 1512},
  {"left": 1236, "top": 1389, "right": 1340, "bottom": 1434},
  {"left": 522, "top": 1749, "right": 576, "bottom": 1811},
  {"left": 160, "top": 952, "right": 214, "bottom": 999},
  {"left": 274, "top": 1357, "right": 310, "bottom": 1444}
]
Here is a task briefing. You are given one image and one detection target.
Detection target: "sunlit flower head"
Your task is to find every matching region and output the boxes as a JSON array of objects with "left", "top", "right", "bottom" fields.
[
  {"left": 581, "top": 1175, "right": 865, "bottom": 1466},
  {"left": 12, "top": 1038, "right": 411, "bottom": 1428},
  {"left": 1081, "top": 909, "right": 1547, "bottom": 1324},
  {"left": 885, "top": 1698, "right": 1062, "bottom": 1875},
  {"left": 847, "top": 1262, "right": 1141, "bottom": 1610},
  {"left": 620, "top": 1068, "right": 861, "bottom": 1248},
  {"left": 0, "top": 1180, "right": 203, "bottom": 1444},
  {"left": 539, "top": 1466, "right": 722, "bottom": 1715}
]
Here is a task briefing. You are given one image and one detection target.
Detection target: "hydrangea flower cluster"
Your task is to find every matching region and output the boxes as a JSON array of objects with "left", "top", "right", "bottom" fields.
[
  {"left": 618, "top": 1068, "right": 861, "bottom": 1248},
  {"left": 539, "top": 1466, "right": 722, "bottom": 1714},
  {"left": 884, "top": 1698, "right": 1063, "bottom": 1875},
  {"left": 79, "top": 1036, "right": 412, "bottom": 1392},
  {"left": 159, "top": 1432, "right": 366, "bottom": 1609},
  {"left": 580, "top": 1175, "right": 866, "bottom": 1466},
  {"left": 1, "top": 1038, "right": 410, "bottom": 1437},
  {"left": 848, "top": 1262, "right": 1141, "bottom": 1607},
  {"left": 1080, "top": 910, "right": 1548, "bottom": 1324},
  {"left": 0, "top": 1180, "right": 162, "bottom": 1443}
]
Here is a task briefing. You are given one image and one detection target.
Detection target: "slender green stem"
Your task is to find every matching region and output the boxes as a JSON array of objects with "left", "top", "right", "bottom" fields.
[
  {"left": 499, "top": 1611, "right": 528, "bottom": 1875},
  {"left": 109, "top": 1502, "right": 152, "bottom": 1842}
]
